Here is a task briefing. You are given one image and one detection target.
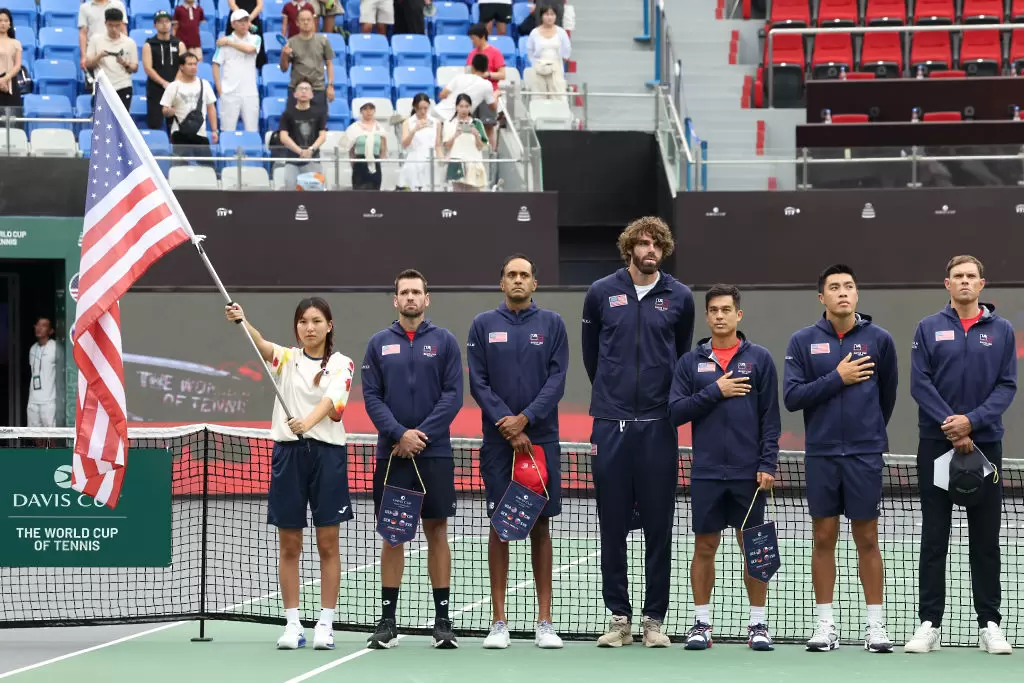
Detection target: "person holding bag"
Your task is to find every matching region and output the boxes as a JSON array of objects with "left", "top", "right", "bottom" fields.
[
  {"left": 160, "top": 52, "right": 219, "bottom": 157},
  {"left": 524, "top": 5, "right": 571, "bottom": 99}
]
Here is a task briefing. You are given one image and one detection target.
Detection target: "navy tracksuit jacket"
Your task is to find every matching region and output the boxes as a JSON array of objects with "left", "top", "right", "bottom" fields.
[
  {"left": 669, "top": 334, "right": 781, "bottom": 480},
  {"left": 466, "top": 301, "right": 569, "bottom": 445},
  {"left": 581, "top": 268, "right": 695, "bottom": 621},
  {"left": 783, "top": 313, "right": 898, "bottom": 457},
  {"left": 361, "top": 320, "right": 463, "bottom": 459}
]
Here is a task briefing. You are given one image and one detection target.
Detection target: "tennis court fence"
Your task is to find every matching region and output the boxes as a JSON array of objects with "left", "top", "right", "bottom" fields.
[{"left": 0, "top": 424, "right": 1020, "bottom": 647}]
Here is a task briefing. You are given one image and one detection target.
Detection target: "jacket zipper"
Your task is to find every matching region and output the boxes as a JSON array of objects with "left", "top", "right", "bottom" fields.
[
  {"left": 633, "top": 295, "right": 641, "bottom": 416},
  {"left": 838, "top": 335, "right": 845, "bottom": 456}
]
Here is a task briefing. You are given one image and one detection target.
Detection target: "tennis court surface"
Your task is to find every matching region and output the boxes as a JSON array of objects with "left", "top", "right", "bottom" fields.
[{"left": 1, "top": 425, "right": 1022, "bottom": 682}]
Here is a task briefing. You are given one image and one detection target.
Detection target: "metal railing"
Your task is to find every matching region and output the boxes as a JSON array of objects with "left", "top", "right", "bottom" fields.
[{"left": 767, "top": 22, "right": 1024, "bottom": 108}]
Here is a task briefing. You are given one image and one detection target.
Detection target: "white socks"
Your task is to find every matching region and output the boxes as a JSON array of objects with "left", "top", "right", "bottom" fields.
[
  {"left": 319, "top": 608, "right": 335, "bottom": 626},
  {"left": 694, "top": 604, "right": 711, "bottom": 624},
  {"left": 866, "top": 604, "right": 884, "bottom": 625},
  {"left": 817, "top": 603, "right": 834, "bottom": 623},
  {"left": 749, "top": 606, "right": 766, "bottom": 627},
  {"left": 285, "top": 607, "right": 300, "bottom": 626}
]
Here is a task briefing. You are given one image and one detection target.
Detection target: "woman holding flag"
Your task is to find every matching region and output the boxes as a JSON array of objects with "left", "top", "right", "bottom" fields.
[{"left": 225, "top": 298, "right": 356, "bottom": 651}]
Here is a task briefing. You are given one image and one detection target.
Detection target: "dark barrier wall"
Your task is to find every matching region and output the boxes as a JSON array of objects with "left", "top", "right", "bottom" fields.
[
  {"left": 119, "top": 288, "right": 1024, "bottom": 455},
  {"left": 135, "top": 191, "right": 559, "bottom": 288},
  {"left": 675, "top": 188, "right": 1024, "bottom": 287},
  {"left": 796, "top": 121, "right": 1024, "bottom": 148},
  {"left": 0, "top": 159, "right": 90, "bottom": 217}
]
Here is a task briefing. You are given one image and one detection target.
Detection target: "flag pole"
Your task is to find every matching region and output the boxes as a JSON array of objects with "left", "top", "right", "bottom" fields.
[{"left": 92, "top": 71, "right": 298, "bottom": 421}]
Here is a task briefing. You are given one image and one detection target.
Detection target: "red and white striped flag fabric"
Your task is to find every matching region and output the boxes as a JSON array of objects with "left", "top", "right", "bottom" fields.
[{"left": 72, "top": 72, "right": 195, "bottom": 508}]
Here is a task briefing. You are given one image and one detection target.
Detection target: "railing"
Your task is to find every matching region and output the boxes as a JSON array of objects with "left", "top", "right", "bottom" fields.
[{"left": 767, "top": 22, "right": 1024, "bottom": 108}]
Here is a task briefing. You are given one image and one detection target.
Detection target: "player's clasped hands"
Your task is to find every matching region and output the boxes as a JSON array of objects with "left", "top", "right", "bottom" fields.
[
  {"left": 716, "top": 371, "right": 751, "bottom": 398},
  {"left": 392, "top": 429, "right": 429, "bottom": 458},
  {"left": 837, "top": 352, "right": 874, "bottom": 385}
]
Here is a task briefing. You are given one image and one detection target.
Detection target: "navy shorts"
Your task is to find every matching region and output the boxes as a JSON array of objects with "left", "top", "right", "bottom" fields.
[
  {"left": 478, "top": 2, "right": 513, "bottom": 24},
  {"left": 480, "top": 440, "right": 562, "bottom": 519},
  {"left": 373, "top": 456, "right": 457, "bottom": 520},
  {"left": 805, "top": 453, "right": 883, "bottom": 520},
  {"left": 690, "top": 479, "right": 763, "bottom": 534},
  {"left": 267, "top": 439, "right": 354, "bottom": 529}
]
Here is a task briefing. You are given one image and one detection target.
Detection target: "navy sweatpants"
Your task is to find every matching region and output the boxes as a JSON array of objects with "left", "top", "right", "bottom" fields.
[{"left": 591, "top": 418, "right": 679, "bottom": 622}]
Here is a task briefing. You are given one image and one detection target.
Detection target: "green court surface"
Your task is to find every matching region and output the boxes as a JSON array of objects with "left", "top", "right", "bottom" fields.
[{"left": 2, "top": 535, "right": 1018, "bottom": 682}]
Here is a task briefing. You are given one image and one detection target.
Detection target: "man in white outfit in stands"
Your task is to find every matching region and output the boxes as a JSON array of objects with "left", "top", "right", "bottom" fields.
[{"left": 213, "top": 9, "right": 262, "bottom": 132}]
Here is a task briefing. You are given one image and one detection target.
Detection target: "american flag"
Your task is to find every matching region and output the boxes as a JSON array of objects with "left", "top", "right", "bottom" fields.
[{"left": 72, "top": 73, "right": 194, "bottom": 508}]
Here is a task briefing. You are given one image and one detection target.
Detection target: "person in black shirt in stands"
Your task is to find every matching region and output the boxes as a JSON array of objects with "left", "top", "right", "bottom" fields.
[
  {"left": 142, "top": 10, "right": 183, "bottom": 130},
  {"left": 278, "top": 77, "right": 328, "bottom": 189}
]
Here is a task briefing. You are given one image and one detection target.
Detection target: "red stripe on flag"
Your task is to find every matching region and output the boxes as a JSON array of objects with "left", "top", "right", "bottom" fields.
[
  {"left": 78, "top": 200, "right": 175, "bottom": 295},
  {"left": 81, "top": 178, "right": 159, "bottom": 254}
]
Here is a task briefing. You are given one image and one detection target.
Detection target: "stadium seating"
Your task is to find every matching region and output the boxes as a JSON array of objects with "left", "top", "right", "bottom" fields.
[
  {"left": 8, "top": 0, "right": 38, "bottom": 31},
  {"left": 391, "top": 34, "right": 434, "bottom": 68},
  {"left": 38, "top": 27, "right": 79, "bottom": 61},
  {"left": 326, "top": 98, "right": 351, "bottom": 128},
  {"left": 218, "top": 130, "right": 265, "bottom": 169},
  {"left": 349, "top": 65, "right": 391, "bottom": 99},
  {"left": 261, "top": 97, "right": 289, "bottom": 133},
  {"left": 864, "top": 0, "right": 907, "bottom": 25},
  {"left": 913, "top": 0, "right": 955, "bottom": 25},
  {"left": 817, "top": 0, "right": 858, "bottom": 26},
  {"left": 959, "top": 30, "right": 1001, "bottom": 76},
  {"left": 261, "top": 65, "right": 292, "bottom": 98},
  {"left": 30, "top": 127, "right": 77, "bottom": 156},
  {"left": 130, "top": 95, "right": 149, "bottom": 128},
  {"left": 434, "top": 34, "right": 473, "bottom": 67},
  {"left": 963, "top": 0, "right": 1004, "bottom": 23},
  {"left": 810, "top": 32, "right": 853, "bottom": 79},
  {"left": 0, "top": 127, "right": 30, "bottom": 156},
  {"left": 348, "top": 33, "right": 391, "bottom": 68},
  {"left": 22, "top": 94, "right": 73, "bottom": 134},
  {"left": 770, "top": 0, "right": 811, "bottom": 26},
  {"left": 132, "top": 0, "right": 167, "bottom": 30},
  {"left": 169, "top": 165, "right": 220, "bottom": 190},
  {"left": 78, "top": 129, "right": 93, "bottom": 157},
  {"left": 392, "top": 66, "right": 434, "bottom": 99},
  {"left": 431, "top": 2, "right": 472, "bottom": 36},
  {"left": 39, "top": 0, "right": 79, "bottom": 30},
  {"left": 17, "top": 28, "right": 36, "bottom": 69},
  {"left": 34, "top": 60, "right": 78, "bottom": 103}
]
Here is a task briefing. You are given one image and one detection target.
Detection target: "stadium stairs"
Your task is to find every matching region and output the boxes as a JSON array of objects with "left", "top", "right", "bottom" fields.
[{"left": 670, "top": 0, "right": 805, "bottom": 189}]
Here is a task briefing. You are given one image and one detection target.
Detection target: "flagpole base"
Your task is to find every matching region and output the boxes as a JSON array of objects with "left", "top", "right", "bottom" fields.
[{"left": 191, "top": 619, "right": 214, "bottom": 642}]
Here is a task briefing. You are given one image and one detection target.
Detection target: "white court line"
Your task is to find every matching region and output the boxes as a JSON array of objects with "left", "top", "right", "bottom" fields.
[
  {"left": 0, "top": 537, "right": 459, "bottom": 681},
  {"left": 282, "top": 548, "right": 602, "bottom": 683}
]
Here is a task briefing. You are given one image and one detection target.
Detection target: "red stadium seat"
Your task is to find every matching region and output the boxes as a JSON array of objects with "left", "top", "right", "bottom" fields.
[
  {"left": 959, "top": 30, "right": 1003, "bottom": 76},
  {"left": 817, "top": 0, "right": 858, "bottom": 26},
  {"left": 768, "top": 33, "right": 806, "bottom": 107},
  {"left": 1013, "top": 0, "right": 1024, "bottom": 22},
  {"left": 1010, "top": 29, "right": 1024, "bottom": 72},
  {"left": 930, "top": 69, "right": 968, "bottom": 77},
  {"left": 811, "top": 32, "right": 854, "bottom": 78},
  {"left": 922, "top": 111, "right": 964, "bottom": 121},
  {"left": 845, "top": 71, "right": 877, "bottom": 79},
  {"left": 962, "top": 0, "right": 1004, "bottom": 23},
  {"left": 914, "top": 0, "right": 955, "bottom": 24},
  {"left": 864, "top": 0, "right": 907, "bottom": 25},
  {"left": 770, "top": 0, "right": 811, "bottom": 26},
  {"left": 861, "top": 32, "right": 904, "bottom": 77},
  {"left": 831, "top": 113, "right": 870, "bottom": 123},
  {"left": 910, "top": 32, "right": 953, "bottom": 73}
]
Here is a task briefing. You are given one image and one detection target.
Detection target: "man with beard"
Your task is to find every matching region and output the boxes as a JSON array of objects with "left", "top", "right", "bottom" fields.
[
  {"left": 581, "top": 217, "right": 695, "bottom": 648},
  {"left": 467, "top": 254, "right": 569, "bottom": 650},
  {"left": 905, "top": 255, "right": 1015, "bottom": 655},
  {"left": 362, "top": 269, "right": 463, "bottom": 650}
]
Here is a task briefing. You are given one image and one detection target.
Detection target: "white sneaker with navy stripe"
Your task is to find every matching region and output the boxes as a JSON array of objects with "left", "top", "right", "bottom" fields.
[
  {"left": 865, "top": 621, "right": 893, "bottom": 653},
  {"left": 276, "top": 622, "right": 306, "bottom": 650},
  {"left": 313, "top": 622, "right": 335, "bottom": 650},
  {"left": 684, "top": 621, "right": 713, "bottom": 650},
  {"left": 806, "top": 620, "right": 839, "bottom": 652},
  {"left": 748, "top": 623, "right": 774, "bottom": 651}
]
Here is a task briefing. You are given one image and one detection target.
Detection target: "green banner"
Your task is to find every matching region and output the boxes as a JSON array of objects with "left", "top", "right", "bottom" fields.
[{"left": 0, "top": 449, "right": 172, "bottom": 567}]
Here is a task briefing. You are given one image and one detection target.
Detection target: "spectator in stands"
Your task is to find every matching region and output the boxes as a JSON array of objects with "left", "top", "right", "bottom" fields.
[
  {"left": 310, "top": 0, "right": 344, "bottom": 35},
  {"left": 345, "top": 101, "right": 388, "bottom": 190},
  {"left": 524, "top": 5, "right": 570, "bottom": 99},
  {"left": 468, "top": 23, "right": 504, "bottom": 151},
  {"left": 477, "top": 0, "right": 512, "bottom": 36},
  {"left": 225, "top": 0, "right": 268, "bottom": 69},
  {"left": 398, "top": 92, "right": 441, "bottom": 191},
  {"left": 161, "top": 52, "right": 219, "bottom": 156},
  {"left": 361, "top": 0, "right": 394, "bottom": 35},
  {"left": 79, "top": 0, "right": 127, "bottom": 74},
  {"left": 278, "top": 77, "right": 327, "bottom": 188},
  {"left": 442, "top": 93, "right": 487, "bottom": 191},
  {"left": 0, "top": 9, "right": 23, "bottom": 113},
  {"left": 281, "top": 8, "right": 335, "bottom": 111},
  {"left": 143, "top": 11, "right": 184, "bottom": 131},
  {"left": 213, "top": 9, "right": 261, "bottom": 132},
  {"left": 27, "top": 316, "right": 59, "bottom": 429},
  {"left": 516, "top": 1, "right": 564, "bottom": 34},
  {"left": 172, "top": 0, "right": 205, "bottom": 60},
  {"left": 394, "top": 0, "right": 430, "bottom": 35},
  {"left": 282, "top": 0, "right": 316, "bottom": 38},
  {"left": 85, "top": 8, "right": 137, "bottom": 110},
  {"left": 434, "top": 53, "right": 495, "bottom": 123}
]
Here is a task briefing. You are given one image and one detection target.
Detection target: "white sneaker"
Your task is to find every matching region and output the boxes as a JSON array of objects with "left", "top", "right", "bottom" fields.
[
  {"left": 313, "top": 622, "right": 335, "bottom": 650},
  {"left": 806, "top": 620, "right": 839, "bottom": 652},
  {"left": 865, "top": 620, "right": 893, "bottom": 653},
  {"left": 904, "top": 622, "right": 941, "bottom": 653},
  {"left": 276, "top": 622, "right": 306, "bottom": 650},
  {"left": 535, "top": 621, "right": 564, "bottom": 649},
  {"left": 980, "top": 622, "right": 1013, "bottom": 654},
  {"left": 483, "top": 621, "right": 511, "bottom": 649},
  {"left": 596, "top": 615, "right": 632, "bottom": 647}
]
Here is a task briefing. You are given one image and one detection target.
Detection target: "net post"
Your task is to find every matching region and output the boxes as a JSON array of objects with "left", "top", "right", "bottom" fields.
[{"left": 191, "top": 427, "right": 213, "bottom": 643}]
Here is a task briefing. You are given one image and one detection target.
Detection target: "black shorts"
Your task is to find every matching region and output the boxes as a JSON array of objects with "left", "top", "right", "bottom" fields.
[
  {"left": 479, "top": 440, "right": 562, "bottom": 518},
  {"left": 478, "top": 2, "right": 513, "bottom": 24},
  {"left": 373, "top": 456, "right": 457, "bottom": 520},
  {"left": 805, "top": 453, "right": 883, "bottom": 520},
  {"left": 690, "top": 479, "right": 763, "bottom": 534},
  {"left": 267, "top": 439, "right": 354, "bottom": 529},
  {"left": 475, "top": 101, "right": 498, "bottom": 125}
]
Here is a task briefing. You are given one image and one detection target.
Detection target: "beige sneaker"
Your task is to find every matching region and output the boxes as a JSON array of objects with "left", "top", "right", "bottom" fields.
[
  {"left": 642, "top": 616, "right": 670, "bottom": 648},
  {"left": 597, "top": 615, "right": 633, "bottom": 647}
]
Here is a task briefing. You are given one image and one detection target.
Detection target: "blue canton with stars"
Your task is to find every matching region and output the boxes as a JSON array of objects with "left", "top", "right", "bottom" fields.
[{"left": 85, "top": 93, "right": 147, "bottom": 216}]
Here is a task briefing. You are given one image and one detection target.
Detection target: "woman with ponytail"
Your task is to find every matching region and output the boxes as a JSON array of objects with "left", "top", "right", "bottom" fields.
[{"left": 225, "top": 297, "right": 356, "bottom": 652}]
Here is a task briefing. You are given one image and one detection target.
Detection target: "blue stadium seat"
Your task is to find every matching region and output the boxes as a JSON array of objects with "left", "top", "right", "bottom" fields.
[
  {"left": 130, "top": 28, "right": 157, "bottom": 56},
  {"left": 488, "top": 35, "right": 516, "bottom": 67},
  {"left": 131, "top": 0, "right": 166, "bottom": 29},
  {"left": 512, "top": 2, "right": 532, "bottom": 31},
  {"left": 7, "top": 0, "right": 38, "bottom": 31},
  {"left": 78, "top": 128, "right": 93, "bottom": 157},
  {"left": 39, "top": 0, "right": 79, "bottom": 29},
  {"left": 348, "top": 33, "right": 390, "bottom": 68},
  {"left": 433, "top": 34, "right": 472, "bottom": 67},
  {"left": 265, "top": 39, "right": 283, "bottom": 65},
  {"left": 326, "top": 97, "right": 350, "bottom": 129},
  {"left": 197, "top": 60, "right": 214, "bottom": 84},
  {"left": 129, "top": 93, "right": 148, "bottom": 127},
  {"left": 17, "top": 28, "right": 37, "bottom": 69},
  {"left": 74, "top": 93, "right": 93, "bottom": 133},
  {"left": 140, "top": 128, "right": 171, "bottom": 176},
  {"left": 260, "top": 96, "right": 288, "bottom": 133},
  {"left": 216, "top": 2, "right": 232, "bottom": 33},
  {"left": 517, "top": 35, "right": 530, "bottom": 69},
  {"left": 431, "top": 2, "right": 470, "bottom": 36},
  {"left": 22, "top": 94, "right": 73, "bottom": 134},
  {"left": 263, "top": 0, "right": 287, "bottom": 34},
  {"left": 343, "top": 0, "right": 361, "bottom": 32},
  {"left": 38, "top": 26, "right": 79, "bottom": 61},
  {"left": 198, "top": 28, "right": 216, "bottom": 63},
  {"left": 217, "top": 130, "right": 265, "bottom": 169},
  {"left": 325, "top": 32, "right": 347, "bottom": 66},
  {"left": 390, "top": 34, "right": 432, "bottom": 68},
  {"left": 392, "top": 66, "right": 433, "bottom": 100},
  {"left": 132, "top": 66, "right": 148, "bottom": 96},
  {"left": 261, "top": 64, "right": 291, "bottom": 97},
  {"left": 34, "top": 59, "right": 78, "bottom": 102},
  {"left": 348, "top": 65, "right": 391, "bottom": 99},
  {"left": 330, "top": 67, "right": 349, "bottom": 96}
]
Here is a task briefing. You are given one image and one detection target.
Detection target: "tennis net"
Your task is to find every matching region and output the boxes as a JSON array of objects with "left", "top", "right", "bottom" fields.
[{"left": 0, "top": 424, "right": 1020, "bottom": 647}]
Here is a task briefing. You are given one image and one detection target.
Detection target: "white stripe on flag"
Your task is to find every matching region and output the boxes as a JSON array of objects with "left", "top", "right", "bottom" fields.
[
  {"left": 81, "top": 166, "right": 149, "bottom": 238},
  {"left": 95, "top": 469, "right": 116, "bottom": 505},
  {"left": 78, "top": 330, "right": 126, "bottom": 412},
  {"left": 81, "top": 178, "right": 169, "bottom": 273}
]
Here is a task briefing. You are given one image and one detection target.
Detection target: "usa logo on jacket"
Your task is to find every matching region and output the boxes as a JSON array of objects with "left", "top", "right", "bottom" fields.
[
  {"left": 737, "top": 362, "right": 754, "bottom": 374},
  {"left": 852, "top": 343, "right": 869, "bottom": 356},
  {"left": 423, "top": 345, "right": 437, "bottom": 357},
  {"left": 654, "top": 298, "right": 669, "bottom": 311},
  {"left": 980, "top": 333, "right": 993, "bottom": 347},
  {"left": 530, "top": 333, "right": 545, "bottom": 346}
]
